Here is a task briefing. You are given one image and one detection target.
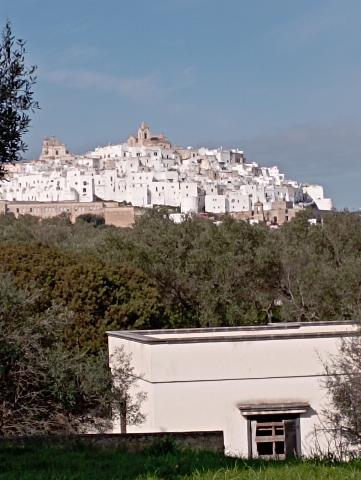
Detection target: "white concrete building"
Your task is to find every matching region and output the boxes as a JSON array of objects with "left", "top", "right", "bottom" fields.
[
  {"left": 226, "top": 192, "right": 251, "bottom": 213},
  {"left": 303, "top": 185, "right": 333, "bottom": 210},
  {"left": 108, "top": 321, "right": 355, "bottom": 458},
  {"left": 205, "top": 194, "right": 228, "bottom": 214},
  {"left": 181, "top": 195, "right": 204, "bottom": 214}
]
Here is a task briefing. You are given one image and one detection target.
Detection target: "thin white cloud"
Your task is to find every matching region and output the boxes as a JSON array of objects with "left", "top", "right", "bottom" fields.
[
  {"left": 41, "top": 66, "right": 197, "bottom": 102},
  {"left": 42, "top": 69, "right": 162, "bottom": 101}
]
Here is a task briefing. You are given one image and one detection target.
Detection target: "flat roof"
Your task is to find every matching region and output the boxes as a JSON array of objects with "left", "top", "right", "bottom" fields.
[{"left": 107, "top": 320, "right": 358, "bottom": 345}]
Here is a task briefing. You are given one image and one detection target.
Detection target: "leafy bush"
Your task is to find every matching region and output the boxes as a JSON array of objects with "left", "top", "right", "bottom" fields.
[
  {"left": 0, "top": 243, "right": 168, "bottom": 352},
  {"left": 76, "top": 213, "right": 105, "bottom": 227}
]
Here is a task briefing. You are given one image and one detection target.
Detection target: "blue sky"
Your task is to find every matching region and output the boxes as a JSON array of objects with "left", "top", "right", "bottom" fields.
[{"left": 2, "top": 0, "right": 361, "bottom": 208}]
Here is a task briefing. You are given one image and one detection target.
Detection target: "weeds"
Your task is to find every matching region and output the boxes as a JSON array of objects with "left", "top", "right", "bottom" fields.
[{"left": 0, "top": 446, "right": 361, "bottom": 480}]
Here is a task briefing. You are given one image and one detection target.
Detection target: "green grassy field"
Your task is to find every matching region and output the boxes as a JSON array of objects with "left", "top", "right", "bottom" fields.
[{"left": 1, "top": 445, "right": 361, "bottom": 480}]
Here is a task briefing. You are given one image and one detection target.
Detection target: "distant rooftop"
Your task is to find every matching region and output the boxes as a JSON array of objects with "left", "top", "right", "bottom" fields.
[{"left": 107, "top": 321, "right": 357, "bottom": 345}]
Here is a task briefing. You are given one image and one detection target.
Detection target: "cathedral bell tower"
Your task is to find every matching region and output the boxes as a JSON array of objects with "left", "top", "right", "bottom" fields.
[{"left": 137, "top": 121, "right": 150, "bottom": 144}]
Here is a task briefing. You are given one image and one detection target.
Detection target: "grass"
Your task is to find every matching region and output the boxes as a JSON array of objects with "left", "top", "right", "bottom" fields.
[{"left": 1, "top": 445, "right": 361, "bottom": 480}]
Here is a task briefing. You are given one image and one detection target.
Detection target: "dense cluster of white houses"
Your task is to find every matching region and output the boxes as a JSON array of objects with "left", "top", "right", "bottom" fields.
[{"left": 0, "top": 123, "right": 332, "bottom": 222}]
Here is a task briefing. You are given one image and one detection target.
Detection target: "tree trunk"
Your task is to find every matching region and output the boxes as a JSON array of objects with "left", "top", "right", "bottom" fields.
[{"left": 120, "top": 400, "right": 127, "bottom": 434}]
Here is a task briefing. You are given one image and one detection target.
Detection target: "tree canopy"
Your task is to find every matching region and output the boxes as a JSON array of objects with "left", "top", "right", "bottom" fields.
[
  {"left": 0, "top": 21, "right": 39, "bottom": 178},
  {"left": 0, "top": 275, "right": 108, "bottom": 435},
  {"left": 0, "top": 242, "right": 167, "bottom": 353},
  {"left": 1, "top": 209, "right": 361, "bottom": 337},
  {"left": 1, "top": 208, "right": 361, "bottom": 436}
]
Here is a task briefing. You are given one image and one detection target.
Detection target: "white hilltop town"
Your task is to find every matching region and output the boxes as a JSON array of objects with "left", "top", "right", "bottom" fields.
[{"left": 0, "top": 122, "right": 332, "bottom": 227}]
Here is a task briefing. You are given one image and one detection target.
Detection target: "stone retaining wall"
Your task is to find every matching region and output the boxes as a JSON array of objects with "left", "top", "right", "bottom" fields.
[{"left": 0, "top": 431, "right": 224, "bottom": 453}]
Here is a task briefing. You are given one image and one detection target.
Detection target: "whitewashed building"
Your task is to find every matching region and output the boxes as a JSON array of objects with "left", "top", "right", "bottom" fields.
[
  {"left": 108, "top": 321, "right": 355, "bottom": 458},
  {"left": 0, "top": 123, "right": 333, "bottom": 217}
]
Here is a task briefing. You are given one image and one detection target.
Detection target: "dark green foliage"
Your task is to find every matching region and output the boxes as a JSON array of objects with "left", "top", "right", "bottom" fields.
[
  {"left": 1, "top": 210, "right": 361, "bottom": 440},
  {"left": 124, "top": 212, "right": 281, "bottom": 327},
  {"left": 278, "top": 211, "right": 361, "bottom": 321},
  {"left": 0, "top": 242, "right": 167, "bottom": 353},
  {"left": 145, "top": 436, "right": 177, "bottom": 455},
  {"left": 76, "top": 213, "right": 105, "bottom": 227},
  {"left": 0, "top": 22, "right": 39, "bottom": 178},
  {"left": 0, "top": 275, "right": 148, "bottom": 436},
  {"left": 1, "top": 209, "right": 361, "bottom": 337},
  {"left": 0, "top": 275, "right": 114, "bottom": 436}
]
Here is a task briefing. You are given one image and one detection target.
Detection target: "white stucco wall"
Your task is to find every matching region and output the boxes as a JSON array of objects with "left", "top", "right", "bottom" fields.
[
  {"left": 181, "top": 195, "right": 199, "bottom": 213},
  {"left": 205, "top": 194, "right": 227, "bottom": 213},
  {"left": 108, "top": 322, "right": 355, "bottom": 457},
  {"left": 227, "top": 192, "right": 251, "bottom": 212},
  {"left": 303, "top": 184, "right": 324, "bottom": 201},
  {"left": 314, "top": 198, "right": 333, "bottom": 211}
]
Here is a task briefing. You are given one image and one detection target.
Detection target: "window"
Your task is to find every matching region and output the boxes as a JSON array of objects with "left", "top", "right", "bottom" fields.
[
  {"left": 252, "top": 419, "right": 285, "bottom": 459},
  {"left": 240, "top": 404, "right": 307, "bottom": 460},
  {"left": 249, "top": 415, "right": 299, "bottom": 460},
  {"left": 83, "top": 188, "right": 86, "bottom": 193}
]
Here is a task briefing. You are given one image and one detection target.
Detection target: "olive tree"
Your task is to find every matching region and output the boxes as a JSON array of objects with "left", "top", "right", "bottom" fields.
[
  {"left": 110, "top": 347, "right": 147, "bottom": 434},
  {"left": 0, "top": 21, "right": 39, "bottom": 179},
  {"left": 0, "top": 275, "right": 146, "bottom": 436},
  {"left": 321, "top": 331, "right": 361, "bottom": 458}
]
